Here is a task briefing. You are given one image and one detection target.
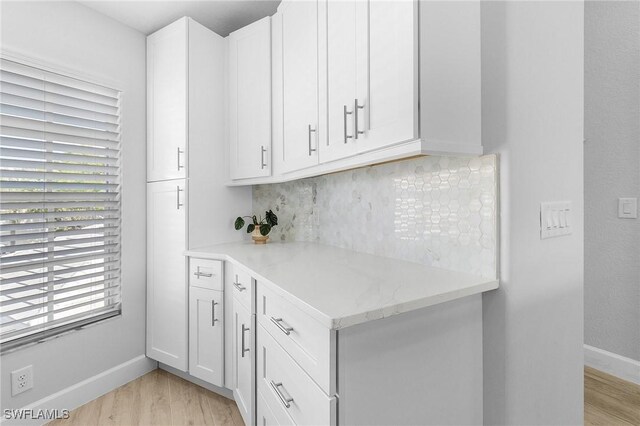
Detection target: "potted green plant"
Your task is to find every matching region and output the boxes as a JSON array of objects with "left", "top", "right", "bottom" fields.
[{"left": 234, "top": 210, "right": 278, "bottom": 244}]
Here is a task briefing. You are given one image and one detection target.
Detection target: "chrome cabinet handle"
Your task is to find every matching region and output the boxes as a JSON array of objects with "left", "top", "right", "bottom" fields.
[
  {"left": 354, "top": 99, "right": 365, "bottom": 139},
  {"left": 177, "top": 147, "right": 185, "bottom": 170},
  {"left": 308, "top": 125, "right": 317, "bottom": 156},
  {"left": 194, "top": 266, "right": 213, "bottom": 279},
  {"left": 233, "top": 274, "right": 246, "bottom": 291},
  {"left": 270, "top": 381, "right": 294, "bottom": 408},
  {"left": 176, "top": 186, "right": 184, "bottom": 210},
  {"left": 261, "top": 146, "right": 267, "bottom": 169},
  {"left": 241, "top": 324, "right": 250, "bottom": 357},
  {"left": 211, "top": 300, "right": 219, "bottom": 326},
  {"left": 270, "top": 316, "right": 293, "bottom": 336},
  {"left": 343, "top": 105, "right": 353, "bottom": 144}
]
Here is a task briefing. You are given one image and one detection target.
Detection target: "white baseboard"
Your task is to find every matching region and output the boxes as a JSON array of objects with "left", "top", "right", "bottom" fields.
[
  {"left": 584, "top": 344, "right": 640, "bottom": 385},
  {"left": 5, "top": 355, "right": 157, "bottom": 426}
]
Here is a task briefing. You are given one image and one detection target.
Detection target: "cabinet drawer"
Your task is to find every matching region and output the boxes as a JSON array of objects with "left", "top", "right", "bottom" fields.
[
  {"left": 257, "top": 284, "right": 335, "bottom": 395},
  {"left": 257, "top": 389, "right": 294, "bottom": 426},
  {"left": 189, "top": 258, "right": 223, "bottom": 290},
  {"left": 257, "top": 324, "right": 336, "bottom": 426},
  {"left": 228, "top": 262, "right": 253, "bottom": 310}
]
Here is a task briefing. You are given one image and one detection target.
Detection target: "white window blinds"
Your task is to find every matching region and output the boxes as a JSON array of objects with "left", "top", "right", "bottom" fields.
[{"left": 0, "top": 58, "right": 122, "bottom": 351}]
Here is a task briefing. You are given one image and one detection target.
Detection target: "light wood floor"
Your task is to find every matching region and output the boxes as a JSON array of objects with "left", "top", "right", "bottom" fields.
[
  {"left": 48, "top": 369, "right": 244, "bottom": 426},
  {"left": 585, "top": 367, "right": 640, "bottom": 426},
  {"left": 49, "top": 367, "right": 640, "bottom": 425}
]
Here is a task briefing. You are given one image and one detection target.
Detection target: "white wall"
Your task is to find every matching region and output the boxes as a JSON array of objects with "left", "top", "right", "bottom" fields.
[
  {"left": 0, "top": 1, "right": 152, "bottom": 411},
  {"left": 481, "top": 2, "right": 585, "bottom": 425},
  {"left": 584, "top": 1, "right": 640, "bottom": 362}
]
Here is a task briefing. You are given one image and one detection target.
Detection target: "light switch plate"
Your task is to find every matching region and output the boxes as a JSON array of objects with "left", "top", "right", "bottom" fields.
[
  {"left": 618, "top": 198, "right": 637, "bottom": 219},
  {"left": 540, "top": 201, "right": 572, "bottom": 239}
]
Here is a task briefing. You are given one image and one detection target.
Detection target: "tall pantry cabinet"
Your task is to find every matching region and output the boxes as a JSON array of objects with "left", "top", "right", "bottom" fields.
[{"left": 146, "top": 17, "right": 250, "bottom": 373}]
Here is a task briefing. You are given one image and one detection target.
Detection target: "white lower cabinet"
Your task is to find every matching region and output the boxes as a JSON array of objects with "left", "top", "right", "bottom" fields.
[
  {"left": 188, "top": 286, "right": 224, "bottom": 386},
  {"left": 189, "top": 259, "right": 483, "bottom": 426},
  {"left": 257, "top": 283, "right": 335, "bottom": 395},
  {"left": 257, "top": 323, "right": 336, "bottom": 426},
  {"left": 189, "top": 257, "right": 223, "bottom": 291},
  {"left": 224, "top": 263, "right": 336, "bottom": 426},
  {"left": 233, "top": 294, "right": 255, "bottom": 425},
  {"left": 146, "top": 179, "right": 187, "bottom": 370}
]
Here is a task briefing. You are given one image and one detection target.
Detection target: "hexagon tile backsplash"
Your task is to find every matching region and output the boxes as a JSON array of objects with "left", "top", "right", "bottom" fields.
[{"left": 253, "top": 155, "right": 498, "bottom": 279}]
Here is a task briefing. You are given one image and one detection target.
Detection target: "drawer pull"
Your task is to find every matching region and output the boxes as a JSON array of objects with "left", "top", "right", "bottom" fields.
[
  {"left": 211, "top": 301, "right": 219, "bottom": 326},
  {"left": 261, "top": 145, "right": 267, "bottom": 169},
  {"left": 241, "top": 324, "right": 250, "bottom": 357},
  {"left": 308, "top": 124, "right": 317, "bottom": 156},
  {"left": 354, "top": 98, "right": 365, "bottom": 139},
  {"left": 177, "top": 147, "right": 185, "bottom": 170},
  {"left": 176, "top": 186, "right": 184, "bottom": 210},
  {"left": 194, "top": 266, "right": 213, "bottom": 279},
  {"left": 233, "top": 274, "right": 246, "bottom": 292},
  {"left": 270, "top": 381, "right": 294, "bottom": 408},
  {"left": 270, "top": 317, "right": 294, "bottom": 336},
  {"left": 343, "top": 105, "right": 353, "bottom": 144}
]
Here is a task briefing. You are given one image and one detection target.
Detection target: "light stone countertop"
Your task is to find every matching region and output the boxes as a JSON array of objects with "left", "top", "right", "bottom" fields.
[{"left": 185, "top": 241, "right": 499, "bottom": 330}]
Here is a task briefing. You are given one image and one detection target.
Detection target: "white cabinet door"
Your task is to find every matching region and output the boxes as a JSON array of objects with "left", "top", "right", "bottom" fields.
[
  {"left": 189, "top": 287, "right": 224, "bottom": 386},
  {"left": 228, "top": 17, "right": 272, "bottom": 180},
  {"left": 147, "top": 179, "right": 187, "bottom": 370},
  {"left": 233, "top": 298, "right": 254, "bottom": 425},
  {"left": 147, "top": 18, "right": 187, "bottom": 182},
  {"left": 356, "top": 0, "right": 418, "bottom": 153},
  {"left": 321, "top": 0, "right": 358, "bottom": 163},
  {"left": 281, "top": 0, "right": 319, "bottom": 173},
  {"left": 322, "top": 0, "right": 418, "bottom": 162}
]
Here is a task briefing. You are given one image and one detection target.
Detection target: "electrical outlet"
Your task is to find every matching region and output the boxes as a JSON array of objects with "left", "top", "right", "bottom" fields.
[{"left": 11, "top": 365, "right": 33, "bottom": 396}]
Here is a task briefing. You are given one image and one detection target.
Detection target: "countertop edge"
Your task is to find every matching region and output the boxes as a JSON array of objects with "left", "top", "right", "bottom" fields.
[
  {"left": 185, "top": 249, "right": 336, "bottom": 328},
  {"left": 184, "top": 248, "right": 500, "bottom": 330},
  {"left": 330, "top": 279, "right": 499, "bottom": 329}
]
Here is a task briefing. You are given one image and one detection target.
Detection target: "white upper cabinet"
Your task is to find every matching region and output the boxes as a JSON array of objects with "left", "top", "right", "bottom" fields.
[
  {"left": 271, "top": 3, "right": 324, "bottom": 176},
  {"left": 228, "top": 17, "right": 272, "bottom": 180},
  {"left": 147, "top": 18, "right": 188, "bottom": 182},
  {"left": 229, "top": 0, "right": 481, "bottom": 185},
  {"left": 322, "top": 0, "right": 358, "bottom": 163},
  {"left": 280, "top": 0, "right": 320, "bottom": 173},
  {"left": 357, "top": 0, "right": 418, "bottom": 153},
  {"left": 324, "top": 0, "right": 418, "bottom": 160}
]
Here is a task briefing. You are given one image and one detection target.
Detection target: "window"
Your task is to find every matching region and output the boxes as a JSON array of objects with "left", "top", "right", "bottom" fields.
[{"left": 0, "top": 58, "right": 121, "bottom": 351}]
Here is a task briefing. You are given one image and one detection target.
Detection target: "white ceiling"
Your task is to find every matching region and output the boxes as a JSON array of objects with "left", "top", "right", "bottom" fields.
[{"left": 78, "top": 0, "right": 281, "bottom": 36}]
